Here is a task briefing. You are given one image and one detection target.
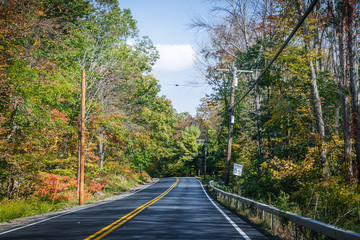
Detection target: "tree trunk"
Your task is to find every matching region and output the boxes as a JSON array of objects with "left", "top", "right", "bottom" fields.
[
  {"left": 6, "top": 100, "right": 18, "bottom": 140},
  {"left": 330, "top": 0, "right": 353, "bottom": 179},
  {"left": 338, "top": 13, "right": 352, "bottom": 178},
  {"left": 98, "top": 131, "right": 105, "bottom": 170},
  {"left": 334, "top": 101, "right": 340, "bottom": 135},
  {"left": 301, "top": 7, "right": 329, "bottom": 178},
  {"left": 347, "top": 0, "right": 360, "bottom": 182},
  {"left": 254, "top": 85, "right": 263, "bottom": 157},
  {"left": 308, "top": 56, "right": 329, "bottom": 178}
]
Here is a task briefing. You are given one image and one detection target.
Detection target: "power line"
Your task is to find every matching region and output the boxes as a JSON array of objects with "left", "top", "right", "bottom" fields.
[{"left": 231, "top": 0, "right": 319, "bottom": 110}]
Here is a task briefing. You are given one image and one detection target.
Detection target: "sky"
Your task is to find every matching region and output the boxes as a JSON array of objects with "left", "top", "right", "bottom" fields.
[{"left": 118, "top": 0, "right": 216, "bottom": 116}]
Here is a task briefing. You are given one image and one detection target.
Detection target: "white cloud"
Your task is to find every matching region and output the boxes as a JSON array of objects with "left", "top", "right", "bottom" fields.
[
  {"left": 126, "top": 38, "right": 136, "bottom": 47},
  {"left": 153, "top": 44, "right": 195, "bottom": 73}
]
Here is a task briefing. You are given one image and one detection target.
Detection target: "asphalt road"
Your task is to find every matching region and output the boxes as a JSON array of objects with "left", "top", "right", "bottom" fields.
[{"left": 0, "top": 177, "right": 269, "bottom": 239}]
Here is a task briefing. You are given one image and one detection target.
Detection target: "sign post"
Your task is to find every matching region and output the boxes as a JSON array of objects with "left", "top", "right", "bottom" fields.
[
  {"left": 233, "top": 163, "right": 243, "bottom": 176},
  {"left": 233, "top": 163, "right": 243, "bottom": 194}
]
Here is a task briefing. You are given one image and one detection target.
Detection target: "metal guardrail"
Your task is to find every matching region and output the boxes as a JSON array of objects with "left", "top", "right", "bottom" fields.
[{"left": 208, "top": 181, "right": 360, "bottom": 240}]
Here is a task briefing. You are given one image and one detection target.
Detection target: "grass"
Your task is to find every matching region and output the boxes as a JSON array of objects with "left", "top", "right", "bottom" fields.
[
  {"left": 0, "top": 197, "right": 69, "bottom": 222},
  {"left": 0, "top": 171, "right": 152, "bottom": 223}
]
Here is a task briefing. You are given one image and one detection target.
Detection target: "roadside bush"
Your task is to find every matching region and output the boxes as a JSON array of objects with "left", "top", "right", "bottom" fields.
[{"left": 37, "top": 173, "right": 77, "bottom": 202}]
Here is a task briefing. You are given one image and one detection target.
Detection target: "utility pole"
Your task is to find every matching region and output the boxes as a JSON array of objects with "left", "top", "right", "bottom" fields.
[
  {"left": 204, "top": 126, "right": 209, "bottom": 181},
  {"left": 79, "top": 70, "right": 86, "bottom": 205},
  {"left": 218, "top": 63, "right": 252, "bottom": 186}
]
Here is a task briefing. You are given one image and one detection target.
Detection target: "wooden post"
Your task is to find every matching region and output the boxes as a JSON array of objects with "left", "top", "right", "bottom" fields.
[
  {"left": 204, "top": 126, "right": 208, "bottom": 181},
  {"left": 217, "top": 65, "right": 252, "bottom": 186},
  {"left": 79, "top": 69, "right": 86, "bottom": 205},
  {"left": 224, "top": 64, "right": 237, "bottom": 186}
]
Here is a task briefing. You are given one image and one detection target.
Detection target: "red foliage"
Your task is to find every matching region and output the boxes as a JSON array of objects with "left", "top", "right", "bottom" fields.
[
  {"left": 88, "top": 182, "right": 103, "bottom": 194},
  {"left": 49, "top": 109, "right": 69, "bottom": 124},
  {"left": 37, "top": 173, "right": 108, "bottom": 202},
  {"left": 37, "top": 173, "right": 77, "bottom": 201}
]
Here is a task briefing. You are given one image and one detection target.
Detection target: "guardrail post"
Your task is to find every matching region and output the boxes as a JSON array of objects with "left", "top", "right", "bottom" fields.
[
  {"left": 293, "top": 223, "right": 298, "bottom": 240},
  {"left": 310, "top": 230, "right": 317, "bottom": 240},
  {"left": 270, "top": 214, "right": 273, "bottom": 230}
]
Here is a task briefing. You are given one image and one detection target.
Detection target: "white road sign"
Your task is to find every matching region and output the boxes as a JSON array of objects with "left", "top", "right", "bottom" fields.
[{"left": 233, "top": 163, "right": 243, "bottom": 176}]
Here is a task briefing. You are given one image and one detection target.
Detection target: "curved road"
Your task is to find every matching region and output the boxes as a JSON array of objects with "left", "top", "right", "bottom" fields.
[{"left": 0, "top": 178, "right": 269, "bottom": 239}]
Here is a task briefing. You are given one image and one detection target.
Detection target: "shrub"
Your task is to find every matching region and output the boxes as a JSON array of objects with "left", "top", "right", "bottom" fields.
[{"left": 37, "top": 173, "right": 77, "bottom": 202}]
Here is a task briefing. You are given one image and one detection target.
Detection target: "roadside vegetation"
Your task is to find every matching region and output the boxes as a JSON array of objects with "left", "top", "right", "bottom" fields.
[
  {"left": 192, "top": 0, "right": 360, "bottom": 234},
  {"left": 0, "top": 169, "right": 150, "bottom": 222},
  {"left": 1, "top": 0, "right": 359, "bottom": 235},
  {"left": 0, "top": 0, "right": 201, "bottom": 222}
]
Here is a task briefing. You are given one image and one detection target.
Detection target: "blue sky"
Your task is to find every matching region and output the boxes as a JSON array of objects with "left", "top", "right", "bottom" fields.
[{"left": 118, "top": 0, "right": 216, "bottom": 115}]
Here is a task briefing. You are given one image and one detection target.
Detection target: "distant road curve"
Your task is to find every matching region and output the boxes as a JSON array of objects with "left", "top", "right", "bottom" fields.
[{"left": 0, "top": 177, "right": 268, "bottom": 240}]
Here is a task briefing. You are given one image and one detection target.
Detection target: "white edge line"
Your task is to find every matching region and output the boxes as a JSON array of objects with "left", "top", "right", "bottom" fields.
[
  {"left": 197, "top": 179, "right": 251, "bottom": 240},
  {"left": 0, "top": 179, "right": 159, "bottom": 236}
]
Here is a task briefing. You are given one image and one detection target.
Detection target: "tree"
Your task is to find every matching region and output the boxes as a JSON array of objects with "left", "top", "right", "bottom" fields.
[{"left": 345, "top": 0, "right": 360, "bottom": 182}]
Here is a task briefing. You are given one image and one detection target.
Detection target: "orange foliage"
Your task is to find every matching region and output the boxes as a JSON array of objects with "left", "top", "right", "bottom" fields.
[
  {"left": 37, "top": 173, "right": 77, "bottom": 201},
  {"left": 49, "top": 109, "right": 69, "bottom": 124}
]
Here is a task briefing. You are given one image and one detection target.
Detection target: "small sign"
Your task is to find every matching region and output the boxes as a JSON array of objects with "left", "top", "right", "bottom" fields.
[{"left": 233, "top": 163, "right": 243, "bottom": 176}]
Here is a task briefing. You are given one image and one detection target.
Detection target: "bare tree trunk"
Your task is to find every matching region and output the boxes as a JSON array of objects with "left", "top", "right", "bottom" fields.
[
  {"left": 334, "top": 101, "right": 340, "bottom": 135},
  {"left": 347, "top": 0, "right": 360, "bottom": 182},
  {"left": 308, "top": 56, "right": 329, "bottom": 178},
  {"left": 254, "top": 85, "right": 263, "bottom": 157},
  {"left": 98, "top": 130, "right": 105, "bottom": 170},
  {"left": 301, "top": 5, "right": 328, "bottom": 178},
  {"left": 338, "top": 15, "right": 352, "bottom": 178},
  {"left": 330, "top": 0, "right": 353, "bottom": 179},
  {"left": 6, "top": 100, "right": 18, "bottom": 140}
]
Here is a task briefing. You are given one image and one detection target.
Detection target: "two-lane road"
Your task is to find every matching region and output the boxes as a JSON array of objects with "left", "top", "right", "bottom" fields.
[{"left": 0, "top": 178, "right": 269, "bottom": 239}]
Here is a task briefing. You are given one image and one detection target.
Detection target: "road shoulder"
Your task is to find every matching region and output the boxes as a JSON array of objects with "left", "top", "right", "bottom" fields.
[{"left": 0, "top": 179, "right": 158, "bottom": 233}]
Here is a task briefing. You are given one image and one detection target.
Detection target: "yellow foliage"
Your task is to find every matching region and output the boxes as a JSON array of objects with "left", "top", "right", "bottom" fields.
[{"left": 263, "top": 150, "right": 317, "bottom": 184}]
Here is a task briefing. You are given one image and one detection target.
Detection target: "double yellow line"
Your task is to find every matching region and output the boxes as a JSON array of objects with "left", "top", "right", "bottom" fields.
[{"left": 84, "top": 177, "right": 179, "bottom": 240}]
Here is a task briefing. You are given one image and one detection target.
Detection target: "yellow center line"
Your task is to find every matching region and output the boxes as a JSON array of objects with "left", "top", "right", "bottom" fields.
[{"left": 84, "top": 177, "right": 179, "bottom": 240}]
